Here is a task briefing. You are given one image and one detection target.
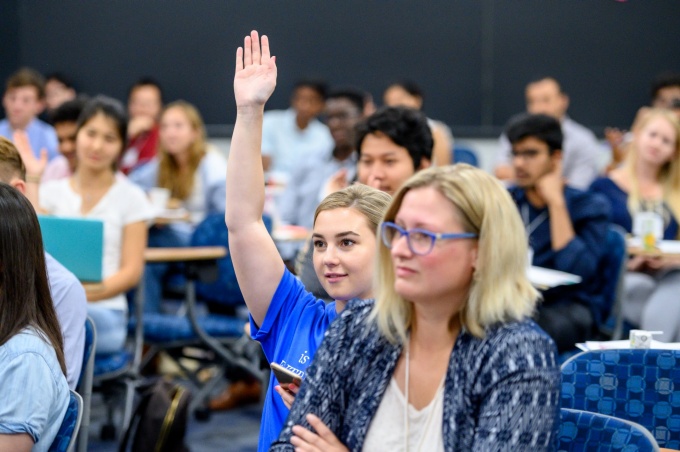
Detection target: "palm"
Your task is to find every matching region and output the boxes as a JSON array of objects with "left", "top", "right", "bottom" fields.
[
  {"left": 13, "top": 130, "right": 47, "bottom": 176},
  {"left": 234, "top": 31, "right": 277, "bottom": 107}
]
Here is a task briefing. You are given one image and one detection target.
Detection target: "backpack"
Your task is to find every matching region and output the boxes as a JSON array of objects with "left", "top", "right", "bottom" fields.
[{"left": 119, "top": 379, "right": 192, "bottom": 452}]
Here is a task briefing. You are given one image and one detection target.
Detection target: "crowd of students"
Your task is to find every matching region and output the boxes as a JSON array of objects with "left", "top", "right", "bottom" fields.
[{"left": 0, "top": 29, "right": 679, "bottom": 450}]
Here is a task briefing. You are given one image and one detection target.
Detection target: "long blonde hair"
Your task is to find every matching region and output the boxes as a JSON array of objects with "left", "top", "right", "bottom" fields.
[
  {"left": 157, "top": 101, "right": 207, "bottom": 200},
  {"left": 371, "top": 165, "right": 539, "bottom": 343},
  {"left": 623, "top": 108, "right": 680, "bottom": 234},
  {"left": 313, "top": 184, "right": 392, "bottom": 233}
]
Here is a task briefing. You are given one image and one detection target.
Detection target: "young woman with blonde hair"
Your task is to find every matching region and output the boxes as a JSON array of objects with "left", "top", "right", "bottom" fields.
[
  {"left": 129, "top": 100, "right": 227, "bottom": 312},
  {"left": 272, "top": 164, "right": 560, "bottom": 451},
  {"left": 228, "top": 31, "right": 392, "bottom": 451},
  {"left": 591, "top": 108, "right": 680, "bottom": 341}
]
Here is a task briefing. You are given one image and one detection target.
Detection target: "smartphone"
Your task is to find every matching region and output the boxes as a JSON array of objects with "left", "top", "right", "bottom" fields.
[{"left": 270, "top": 363, "right": 302, "bottom": 388}]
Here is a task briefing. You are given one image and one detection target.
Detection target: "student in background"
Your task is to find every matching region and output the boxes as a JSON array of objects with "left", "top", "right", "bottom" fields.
[
  {"left": 0, "top": 183, "right": 70, "bottom": 451},
  {"left": 591, "top": 109, "right": 680, "bottom": 342},
  {"left": 120, "top": 77, "right": 163, "bottom": 175},
  {"left": 507, "top": 114, "right": 609, "bottom": 352},
  {"left": 273, "top": 165, "right": 560, "bottom": 451},
  {"left": 44, "top": 73, "right": 77, "bottom": 116},
  {"left": 383, "top": 80, "right": 453, "bottom": 166},
  {"left": 0, "top": 68, "right": 58, "bottom": 161},
  {"left": 129, "top": 100, "right": 227, "bottom": 313},
  {"left": 40, "top": 97, "right": 88, "bottom": 182},
  {"left": 22, "top": 95, "right": 153, "bottom": 355},
  {"left": 226, "top": 31, "right": 392, "bottom": 451}
]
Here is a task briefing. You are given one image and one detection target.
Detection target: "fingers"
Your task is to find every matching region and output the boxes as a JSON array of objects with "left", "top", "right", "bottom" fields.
[
  {"left": 235, "top": 47, "right": 243, "bottom": 73},
  {"left": 274, "top": 385, "right": 295, "bottom": 409},
  {"left": 251, "top": 30, "right": 261, "bottom": 65},
  {"left": 291, "top": 425, "right": 322, "bottom": 449},
  {"left": 306, "top": 414, "right": 337, "bottom": 443},
  {"left": 261, "top": 34, "right": 271, "bottom": 61},
  {"left": 39, "top": 148, "right": 48, "bottom": 164},
  {"left": 243, "top": 35, "right": 252, "bottom": 67}
]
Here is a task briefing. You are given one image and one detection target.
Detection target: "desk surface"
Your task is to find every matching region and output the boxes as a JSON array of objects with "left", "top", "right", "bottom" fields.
[
  {"left": 628, "top": 238, "right": 680, "bottom": 257},
  {"left": 144, "top": 246, "right": 227, "bottom": 263}
]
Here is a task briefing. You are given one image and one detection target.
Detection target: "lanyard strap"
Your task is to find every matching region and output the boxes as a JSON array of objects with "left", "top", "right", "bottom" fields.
[{"left": 521, "top": 204, "right": 548, "bottom": 237}]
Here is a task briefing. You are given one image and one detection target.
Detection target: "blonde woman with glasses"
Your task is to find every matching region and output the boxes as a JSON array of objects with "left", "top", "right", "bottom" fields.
[{"left": 271, "top": 164, "right": 560, "bottom": 451}]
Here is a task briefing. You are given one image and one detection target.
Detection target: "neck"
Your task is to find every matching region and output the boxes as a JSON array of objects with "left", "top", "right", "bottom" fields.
[
  {"left": 524, "top": 187, "right": 546, "bottom": 208},
  {"left": 173, "top": 151, "right": 191, "bottom": 169},
  {"left": 295, "top": 115, "right": 310, "bottom": 130},
  {"left": 410, "top": 299, "right": 462, "bottom": 350},
  {"left": 634, "top": 159, "right": 662, "bottom": 184},
  {"left": 74, "top": 167, "right": 115, "bottom": 188},
  {"left": 332, "top": 145, "right": 354, "bottom": 161},
  {"left": 335, "top": 299, "right": 348, "bottom": 313},
  {"left": 10, "top": 118, "right": 31, "bottom": 130}
]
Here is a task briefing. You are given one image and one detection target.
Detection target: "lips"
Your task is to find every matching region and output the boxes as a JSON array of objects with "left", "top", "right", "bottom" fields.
[
  {"left": 325, "top": 273, "right": 348, "bottom": 283},
  {"left": 395, "top": 266, "right": 416, "bottom": 277}
]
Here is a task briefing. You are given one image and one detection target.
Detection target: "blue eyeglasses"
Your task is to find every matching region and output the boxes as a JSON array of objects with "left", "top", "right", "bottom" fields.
[{"left": 381, "top": 221, "right": 478, "bottom": 256}]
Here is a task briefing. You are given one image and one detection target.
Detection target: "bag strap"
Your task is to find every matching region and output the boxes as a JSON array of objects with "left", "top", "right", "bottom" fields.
[
  {"left": 118, "top": 388, "right": 155, "bottom": 452},
  {"left": 155, "top": 384, "right": 188, "bottom": 452}
]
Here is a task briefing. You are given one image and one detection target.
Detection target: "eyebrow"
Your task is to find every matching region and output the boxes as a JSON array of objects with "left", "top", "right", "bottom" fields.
[{"left": 312, "top": 231, "right": 361, "bottom": 239}]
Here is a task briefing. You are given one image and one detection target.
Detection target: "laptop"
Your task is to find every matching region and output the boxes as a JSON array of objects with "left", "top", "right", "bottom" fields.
[{"left": 38, "top": 215, "right": 104, "bottom": 283}]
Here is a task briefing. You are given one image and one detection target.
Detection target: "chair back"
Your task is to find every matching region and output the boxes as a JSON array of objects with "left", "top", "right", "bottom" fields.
[
  {"left": 48, "top": 390, "right": 83, "bottom": 452},
  {"left": 76, "top": 317, "right": 96, "bottom": 452},
  {"left": 593, "top": 224, "right": 627, "bottom": 329},
  {"left": 452, "top": 146, "right": 479, "bottom": 167},
  {"left": 190, "top": 212, "right": 273, "bottom": 306},
  {"left": 561, "top": 349, "right": 680, "bottom": 448},
  {"left": 556, "top": 408, "right": 659, "bottom": 451}
]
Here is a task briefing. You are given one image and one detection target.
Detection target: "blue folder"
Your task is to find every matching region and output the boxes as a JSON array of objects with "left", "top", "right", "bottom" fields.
[{"left": 38, "top": 215, "right": 104, "bottom": 283}]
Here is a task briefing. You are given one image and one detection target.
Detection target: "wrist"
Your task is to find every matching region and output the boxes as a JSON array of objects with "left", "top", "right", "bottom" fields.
[{"left": 236, "top": 104, "right": 265, "bottom": 117}]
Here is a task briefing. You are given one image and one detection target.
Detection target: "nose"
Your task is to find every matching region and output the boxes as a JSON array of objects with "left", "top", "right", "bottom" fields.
[
  {"left": 323, "top": 244, "right": 340, "bottom": 266},
  {"left": 390, "top": 233, "right": 412, "bottom": 258}
]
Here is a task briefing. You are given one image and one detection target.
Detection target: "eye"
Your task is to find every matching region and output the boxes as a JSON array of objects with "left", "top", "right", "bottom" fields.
[
  {"left": 339, "top": 239, "right": 355, "bottom": 248},
  {"left": 409, "top": 231, "right": 431, "bottom": 245},
  {"left": 313, "top": 239, "right": 326, "bottom": 250},
  {"left": 384, "top": 159, "right": 396, "bottom": 166}
]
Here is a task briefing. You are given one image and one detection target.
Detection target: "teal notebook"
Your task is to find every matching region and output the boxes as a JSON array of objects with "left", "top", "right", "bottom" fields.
[{"left": 38, "top": 215, "right": 104, "bottom": 283}]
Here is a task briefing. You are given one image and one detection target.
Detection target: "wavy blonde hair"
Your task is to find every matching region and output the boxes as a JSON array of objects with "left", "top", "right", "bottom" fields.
[
  {"left": 371, "top": 164, "right": 539, "bottom": 343},
  {"left": 623, "top": 108, "right": 680, "bottom": 236},
  {"left": 157, "top": 101, "right": 207, "bottom": 200}
]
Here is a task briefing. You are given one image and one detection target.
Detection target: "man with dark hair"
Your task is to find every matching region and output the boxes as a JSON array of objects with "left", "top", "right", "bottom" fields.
[
  {"left": 495, "top": 77, "right": 601, "bottom": 190},
  {"left": 44, "top": 72, "right": 77, "bottom": 115},
  {"left": 0, "top": 136, "right": 87, "bottom": 389},
  {"left": 0, "top": 67, "right": 59, "bottom": 161},
  {"left": 507, "top": 113, "right": 609, "bottom": 353},
  {"left": 650, "top": 72, "right": 680, "bottom": 118},
  {"left": 120, "top": 77, "right": 163, "bottom": 175},
  {"left": 42, "top": 97, "right": 87, "bottom": 182},
  {"left": 261, "top": 79, "right": 333, "bottom": 176}
]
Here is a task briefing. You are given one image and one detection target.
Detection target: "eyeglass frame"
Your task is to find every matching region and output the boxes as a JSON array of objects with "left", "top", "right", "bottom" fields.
[{"left": 380, "top": 221, "right": 478, "bottom": 256}]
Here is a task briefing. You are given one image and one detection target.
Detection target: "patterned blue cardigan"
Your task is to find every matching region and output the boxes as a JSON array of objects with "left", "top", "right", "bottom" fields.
[{"left": 270, "top": 299, "right": 560, "bottom": 451}]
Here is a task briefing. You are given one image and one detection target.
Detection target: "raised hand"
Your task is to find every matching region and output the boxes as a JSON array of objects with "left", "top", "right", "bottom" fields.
[
  {"left": 13, "top": 130, "right": 47, "bottom": 178},
  {"left": 234, "top": 30, "right": 277, "bottom": 109}
]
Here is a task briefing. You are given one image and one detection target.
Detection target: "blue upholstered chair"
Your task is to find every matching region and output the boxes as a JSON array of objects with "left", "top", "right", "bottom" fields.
[
  {"left": 452, "top": 146, "right": 479, "bottom": 167},
  {"left": 48, "top": 390, "right": 83, "bottom": 452},
  {"left": 562, "top": 349, "right": 680, "bottom": 448},
  {"left": 75, "top": 317, "right": 95, "bottom": 452},
  {"left": 556, "top": 408, "right": 659, "bottom": 451}
]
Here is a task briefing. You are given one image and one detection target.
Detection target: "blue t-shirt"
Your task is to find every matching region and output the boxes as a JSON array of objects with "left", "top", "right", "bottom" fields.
[
  {"left": 589, "top": 176, "right": 679, "bottom": 239},
  {"left": 249, "top": 269, "right": 338, "bottom": 452}
]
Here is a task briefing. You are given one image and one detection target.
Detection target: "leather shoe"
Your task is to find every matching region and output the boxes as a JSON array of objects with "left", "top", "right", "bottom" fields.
[{"left": 209, "top": 380, "right": 262, "bottom": 411}]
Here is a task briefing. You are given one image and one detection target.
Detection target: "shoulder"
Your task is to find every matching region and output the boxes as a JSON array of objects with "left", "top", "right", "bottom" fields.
[
  {"left": 111, "top": 177, "right": 154, "bottom": 221},
  {"left": 40, "top": 178, "right": 72, "bottom": 205},
  {"left": 127, "top": 158, "right": 159, "bottom": 187},
  {"left": 565, "top": 186, "right": 610, "bottom": 213},
  {"left": 0, "top": 329, "right": 61, "bottom": 373}
]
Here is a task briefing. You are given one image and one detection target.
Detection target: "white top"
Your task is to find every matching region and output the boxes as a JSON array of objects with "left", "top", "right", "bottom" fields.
[
  {"left": 363, "top": 377, "right": 445, "bottom": 452},
  {"left": 261, "top": 108, "right": 333, "bottom": 176},
  {"left": 40, "top": 177, "right": 154, "bottom": 310}
]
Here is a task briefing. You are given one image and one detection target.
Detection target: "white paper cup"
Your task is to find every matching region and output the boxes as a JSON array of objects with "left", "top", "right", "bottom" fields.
[{"left": 149, "top": 187, "right": 171, "bottom": 212}]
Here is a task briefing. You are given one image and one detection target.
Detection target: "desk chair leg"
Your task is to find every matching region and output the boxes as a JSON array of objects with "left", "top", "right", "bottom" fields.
[{"left": 188, "top": 365, "right": 225, "bottom": 417}]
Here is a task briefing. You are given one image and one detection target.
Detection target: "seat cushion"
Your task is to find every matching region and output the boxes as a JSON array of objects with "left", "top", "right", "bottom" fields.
[
  {"left": 134, "top": 313, "right": 245, "bottom": 342},
  {"left": 94, "top": 351, "right": 131, "bottom": 377}
]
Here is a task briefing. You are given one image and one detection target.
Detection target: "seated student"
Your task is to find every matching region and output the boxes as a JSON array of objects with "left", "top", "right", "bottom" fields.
[
  {"left": 591, "top": 109, "right": 680, "bottom": 342},
  {"left": 507, "top": 114, "right": 609, "bottom": 352},
  {"left": 23, "top": 96, "right": 154, "bottom": 355},
  {"left": 44, "top": 73, "right": 77, "bottom": 116},
  {"left": 119, "top": 77, "right": 163, "bottom": 175},
  {"left": 273, "top": 165, "right": 560, "bottom": 451},
  {"left": 0, "top": 183, "right": 70, "bottom": 451},
  {"left": 40, "top": 97, "right": 87, "bottom": 182},
  {"left": 0, "top": 136, "right": 87, "bottom": 390},
  {"left": 226, "top": 31, "right": 392, "bottom": 451},
  {"left": 129, "top": 100, "right": 227, "bottom": 313},
  {"left": 383, "top": 80, "right": 453, "bottom": 166},
  {"left": 261, "top": 78, "right": 333, "bottom": 179},
  {"left": 495, "top": 77, "right": 601, "bottom": 190},
  {"left": 0, "top": 68, "right": 58, "bottom": 161}
]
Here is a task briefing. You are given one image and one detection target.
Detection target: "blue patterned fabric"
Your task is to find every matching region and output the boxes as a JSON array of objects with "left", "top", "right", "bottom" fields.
[
  {"left": 561, "top": 349, "right": 680, "bottom": 448},
  {"left": 93, "top": 351, "right": 131, "bottom": 377},
  {"left": 135, "top": 313, "right": 245, "bottom": 342},
  {"left": 556, "top": 408, "right": 658, "bottom": 451},
  {"left": 48, "top": 390, "right": 82, "bottom": 452},
  {"left": 271, "top": 299, "right": 561, "bottom": 451}
]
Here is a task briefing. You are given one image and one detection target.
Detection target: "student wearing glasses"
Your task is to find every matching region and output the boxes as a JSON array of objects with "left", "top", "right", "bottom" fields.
[{"left": 271, "top": 164, "right": 560, "bottom": 451}]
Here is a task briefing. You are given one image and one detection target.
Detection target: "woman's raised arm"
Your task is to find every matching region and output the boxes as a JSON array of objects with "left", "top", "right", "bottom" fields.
[{"left": 225, "top": 31, "right": 284, "bottom": 326}]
